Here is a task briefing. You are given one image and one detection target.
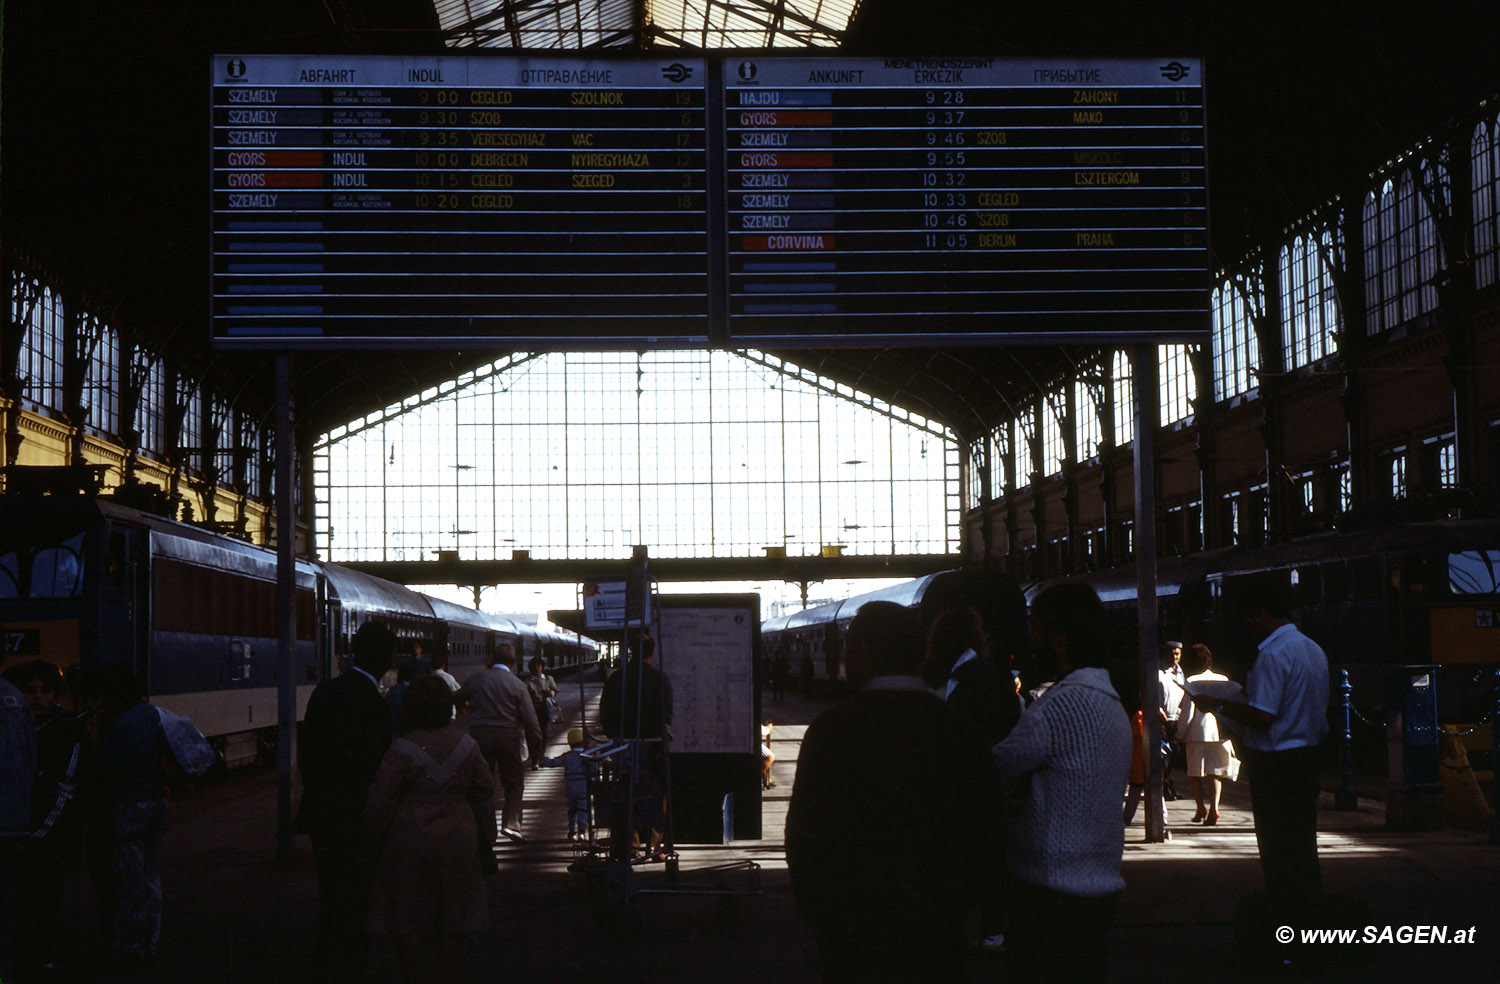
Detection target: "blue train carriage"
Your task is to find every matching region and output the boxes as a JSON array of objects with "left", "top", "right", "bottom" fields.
[
  {"left": 760, "top": 569, "right": 1027, "bottom": 694},
  {"left": 319, "top": 561, "right": 443, "bottom": 676},
  {"left": 1022, "top": 549, "right": 1232, "bottom": 666},
  {"left": 529, "top": 622, "right": 602, "bottom": 675},
  {"left": 1026, "top": 520, "right": 1500, "bottom": 729},
  {"left": 0, "top": 496, "right": 322, "bottom": 769},
  {"left": 1200, "top": 521, "right": 1500, "bottom": 722},
  {"left": 419, "top": 593, "right": 516, "bottom": 682}
]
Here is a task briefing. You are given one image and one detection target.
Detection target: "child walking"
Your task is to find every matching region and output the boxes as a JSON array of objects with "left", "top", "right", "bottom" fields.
[{"left": 539, "top": 728, "right": 590, "bottom": 840}]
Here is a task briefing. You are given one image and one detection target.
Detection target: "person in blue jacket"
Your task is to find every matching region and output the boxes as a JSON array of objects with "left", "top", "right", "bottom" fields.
[{"left": 91, "top": 662, "right": 168, "bottom": 969}]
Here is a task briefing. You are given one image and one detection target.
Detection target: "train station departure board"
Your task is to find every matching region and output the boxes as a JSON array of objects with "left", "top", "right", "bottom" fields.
[
  {"left": 211, "top": 54, "right": 1208, "bottom": 350},
  {"left": 212, "top": 55, "right": 710, "bottom": 348},
  {"left": 723, "top": 56, "right": 1208, "bottom": 346}
]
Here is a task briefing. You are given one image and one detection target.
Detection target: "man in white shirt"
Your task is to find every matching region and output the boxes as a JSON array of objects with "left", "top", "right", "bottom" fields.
[
  {"left": 1201, "top": 582, "right": 1329, "bottom": 902},
  {"left": 429, "top": 648, "right": 461, "bottom": 720},
  {"left": 1158, "top": 641, "right": 1185, "bottom": 801}
]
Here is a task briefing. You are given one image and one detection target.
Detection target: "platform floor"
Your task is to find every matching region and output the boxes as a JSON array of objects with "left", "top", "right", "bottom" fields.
[{"left": 35, "top": 677, "right": 1500, "bottom": 983}]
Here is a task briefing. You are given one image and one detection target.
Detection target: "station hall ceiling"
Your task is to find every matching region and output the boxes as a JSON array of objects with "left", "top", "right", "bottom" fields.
[{"left": 5, "top": 1, "right": 1498, "bottom": 443}]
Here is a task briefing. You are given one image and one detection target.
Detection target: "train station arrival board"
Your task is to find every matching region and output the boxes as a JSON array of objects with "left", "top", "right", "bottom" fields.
[
  {"left": 212, "top": 54, "right": 1207, "bottom": 350},
  {"left": 723, "top": 56, "right": 1207, "bottom": 346},
  {"left": 212, "top": 55, "right": 710, "bottom": 348}
]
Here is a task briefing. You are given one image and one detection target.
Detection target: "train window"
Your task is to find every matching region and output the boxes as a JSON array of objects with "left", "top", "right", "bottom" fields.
[
  {"left": 1449, "top": 551, "right": 1500, "bottom": 595},
  {"left": 0, "top": 526, "right": 88, "bottom": 599},
  {"left": 28, "top": 535, "right": 87, "bottom": 599},
  {"left": 0, "top": 550, "right": 18, "bottom": 598}
]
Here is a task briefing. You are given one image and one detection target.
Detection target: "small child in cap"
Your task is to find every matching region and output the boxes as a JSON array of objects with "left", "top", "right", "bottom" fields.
[{"left": 539, "top": 728, "right": 590, "bottom": 840}]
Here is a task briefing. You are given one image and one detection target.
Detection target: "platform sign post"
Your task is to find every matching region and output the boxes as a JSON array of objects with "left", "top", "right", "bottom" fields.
[
  {"left": 1133, "top": 344, "right": 1165, "bottom": 843},
  {"left": 274, "top": 354, "right": 297, "bottom": 861}
]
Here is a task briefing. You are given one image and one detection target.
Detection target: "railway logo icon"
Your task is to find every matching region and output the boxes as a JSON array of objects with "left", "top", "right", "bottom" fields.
[
  {"left": 1159, "top": 61, "right": 1191, "bottom": 82},
  {"left": 662, "top": 63, "right": 693, "bottom": 83}
]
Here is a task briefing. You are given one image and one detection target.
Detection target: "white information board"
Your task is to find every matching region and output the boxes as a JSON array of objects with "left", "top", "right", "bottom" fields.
[
  {"left": 658, "top": 606, "right": 755, "bottom": 754},
  {"left": 581, "top": 575, "right": 653, "bottom": 629}
]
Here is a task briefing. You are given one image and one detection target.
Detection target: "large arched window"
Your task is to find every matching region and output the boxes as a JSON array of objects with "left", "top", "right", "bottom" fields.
[
  {"left": 1473, "top": 114, "right": 1500, "bottom": 290},
  {"left": 316, "top": 350, "right": 959, "bottom": 562},
  {"left": 966, "top": 425, "right": 1011, "bottom": 506},
  {"left": 1363, "top": 164, "right": 1444, "bottom": 333},
  {"left": 1073, "top": 377, "right": 1102, "bottom": 462},
  {"left": 16, "top": 279, "right": 65, "bottom": 416},
  {"left": 1279, "top": 228, "right": 1341, "bottom": 369},
  {"left": 1111, "top": 349, "right": 1133, "bottom": 446},
  {"left": 82, "top": 314, "right": 121, "bottom": 438},
  {"left": 1040, "top": 386, "right": 1066, "bottom": 477},
  {"left": 177, "top": 377, "right": 203, "bottom": 476},
  {"left": 1013, "top": 406, "right": 1036, "bottom": 487},
  {"left": 1211, "top": 277, "right": 1259, "bottom": 400},
  {"left": 1159, "top": 344, "right": 1196, "bottom": 426},
  {"left": 211, "top": 396, "right": 233, "bottom": 484},
  {"left": 240, "top": 412, "right": 261, "bottom": 493},
  {"left": 133, "top": 354, "right": 166, "bottom": 459},
  {"left": 990, "top": 423, "right": 1010, "bottom": 493}
]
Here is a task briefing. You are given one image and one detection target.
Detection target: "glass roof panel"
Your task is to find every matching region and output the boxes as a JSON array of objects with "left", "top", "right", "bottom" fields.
[{"left": 433, "top": 0, "right": 857, "bottom": 48}]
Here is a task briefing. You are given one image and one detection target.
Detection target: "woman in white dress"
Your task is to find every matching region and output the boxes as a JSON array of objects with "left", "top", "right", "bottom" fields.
[{"left": 1174, "top": 644, "right": 1240, "bottom": 825}]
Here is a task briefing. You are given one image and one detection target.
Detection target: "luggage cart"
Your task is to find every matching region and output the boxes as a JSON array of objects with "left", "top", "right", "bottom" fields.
[
  {"left": 568, "top": 737, "right": 761, "bottom": 935},
  {"left": 568, "top": 556, "right": 760, "bottom": 934}
]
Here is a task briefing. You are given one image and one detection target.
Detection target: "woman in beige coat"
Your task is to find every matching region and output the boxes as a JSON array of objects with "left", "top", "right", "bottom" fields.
[
  {"left": 365, "top": 674, "right": 496, "bottom": 983},
  {"left": 1174, "top": 644, "right": 1240, "bottom": 825}
]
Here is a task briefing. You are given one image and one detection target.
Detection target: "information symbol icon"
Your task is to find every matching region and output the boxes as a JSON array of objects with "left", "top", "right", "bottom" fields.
[
  {"left": 226, "top": 58, "right": 247, "bottom": 79},
  {"left": 738, "top": 61, "right": 758, "bottom": 81}
]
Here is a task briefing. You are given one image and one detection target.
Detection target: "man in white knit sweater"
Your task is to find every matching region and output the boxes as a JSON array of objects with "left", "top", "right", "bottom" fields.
[{"left": 992, "top": 583, "right": 1132, "bottom": 984}]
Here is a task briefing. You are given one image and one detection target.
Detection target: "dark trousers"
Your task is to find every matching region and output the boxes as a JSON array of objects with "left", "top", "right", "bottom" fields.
[
  {"left": 1243, "top": 745, "right": 1323, "bottom": 901},
  {"left": 472, "top": 725, "right": 526, "bottom": 831},
  {"left": 310, "top": 830, "right": 372, "bottom": 984},
  {"left": 1007, "top": 881, "right": 1118, "bottom": 984},
  {"left": 529, "top": 701, "right": 550, "bottom": 767},
  {"left": 112, "top": 797, "right": 166, "bottom": 957}
]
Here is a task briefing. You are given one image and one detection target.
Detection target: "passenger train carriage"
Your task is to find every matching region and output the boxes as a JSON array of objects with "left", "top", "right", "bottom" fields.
[
  {"left": 0, "top": 496, "right": 600, "bottom": 768},
  {"left": 760, "top": 567, "right": 1028, "bottom": 692},
  {"left": 763, "top": 523, "right": 1500, "bottom": 726}
]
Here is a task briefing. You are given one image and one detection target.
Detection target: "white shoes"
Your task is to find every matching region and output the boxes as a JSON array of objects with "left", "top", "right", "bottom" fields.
[{"left": 501, "top": 826, "right": 525, "bottom": 842}]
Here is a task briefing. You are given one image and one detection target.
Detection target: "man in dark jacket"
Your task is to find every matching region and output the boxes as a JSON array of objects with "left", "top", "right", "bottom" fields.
[
  {"left": 91, "top": 663, "right": 168, "bottom": 968},
  {"left": 787, "top": 601, "right": 1002, "bottom": 984},
  {"left": 297, "top": 621, "right": 395, "bottom": 984},
  {"left": 4, "top": 660, "right": 86, "bottom": 976},
  {"left": 599, "top": 632, "right": 673, "bottom": 857}
]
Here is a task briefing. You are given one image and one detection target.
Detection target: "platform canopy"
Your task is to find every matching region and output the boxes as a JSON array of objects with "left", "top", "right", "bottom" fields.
[{"left": 431, "top": 0, "right": 859, "bottom": 49}]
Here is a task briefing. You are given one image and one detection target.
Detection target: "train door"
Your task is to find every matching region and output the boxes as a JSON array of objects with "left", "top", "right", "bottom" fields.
[{"left": 99, "top": 522, "right": 149, "bottom": 684}]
